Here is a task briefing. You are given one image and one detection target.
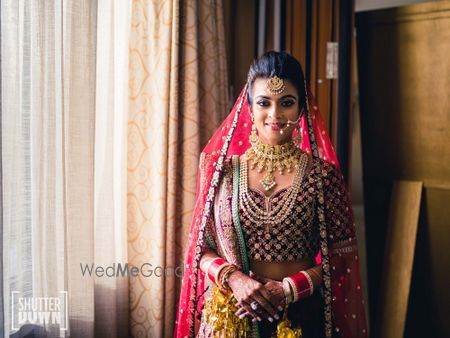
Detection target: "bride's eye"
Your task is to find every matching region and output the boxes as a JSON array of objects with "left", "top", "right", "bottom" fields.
[
  {"left": 257, "top": 100, "right": 270, "bottom": 107},
  {"left": 281, "top": 100, "right": 295, "bottom": 107}
]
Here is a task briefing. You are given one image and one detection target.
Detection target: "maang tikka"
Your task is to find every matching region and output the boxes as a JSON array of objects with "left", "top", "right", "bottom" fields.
[{"left": 266, "top": 75, "right": 285, "bottom": 95}]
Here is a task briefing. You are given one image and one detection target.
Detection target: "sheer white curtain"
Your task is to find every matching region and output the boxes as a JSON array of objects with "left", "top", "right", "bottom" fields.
[
  {"left": 1, "top": 1, "right": 130, "bottom": 337},
  {"left": 2, "top": 1, "right": 72, "bottom": 336},
  {"left": 93, "top": 0, "right": 131, "bottom": 336}
]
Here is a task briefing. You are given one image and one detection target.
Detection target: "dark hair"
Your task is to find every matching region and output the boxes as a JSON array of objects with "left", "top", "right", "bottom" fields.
[{"left": 247, "top": 51, "right": 306, "bottom": 108}]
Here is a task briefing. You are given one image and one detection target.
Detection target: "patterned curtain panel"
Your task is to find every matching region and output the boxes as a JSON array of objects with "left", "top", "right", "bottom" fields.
[{"left": 127, "top": 0, "right": 228, "bottom": 337}]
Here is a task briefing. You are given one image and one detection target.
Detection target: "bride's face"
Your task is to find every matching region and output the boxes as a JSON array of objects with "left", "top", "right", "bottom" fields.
[{"left": 250, "top": 78, "right": 300, "bottom": 146}]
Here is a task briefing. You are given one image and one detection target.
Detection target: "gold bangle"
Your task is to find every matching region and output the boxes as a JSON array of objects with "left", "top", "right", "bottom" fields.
[
  {"left": 214, "top": 263, "right": 231, "bottom": 285},
  {"left": 217, "top": 265, "right": 231, "bottom": 288},
  {"left": 218, "top": 265, "right": 237, "bottom": 291}
]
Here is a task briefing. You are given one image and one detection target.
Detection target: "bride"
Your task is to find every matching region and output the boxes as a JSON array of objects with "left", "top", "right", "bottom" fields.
[{"left": 174, "top": 51, "right": 368, "bottom": 338}]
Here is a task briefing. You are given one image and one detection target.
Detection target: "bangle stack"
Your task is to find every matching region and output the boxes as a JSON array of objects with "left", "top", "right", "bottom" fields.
[
  {"left": 218, "top": 264, "right": 237, "bottom": 291},
  {"left": 282, "top": 270, "right": 314, "bottom": 304},
  {"left": 202, "top": 257, "right": 238, "bottom": 291}
]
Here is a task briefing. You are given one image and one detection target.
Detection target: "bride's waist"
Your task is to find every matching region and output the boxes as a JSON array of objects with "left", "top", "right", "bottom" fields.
[{"left": 249, "top": 259, "right": 315, "bottom": 281}]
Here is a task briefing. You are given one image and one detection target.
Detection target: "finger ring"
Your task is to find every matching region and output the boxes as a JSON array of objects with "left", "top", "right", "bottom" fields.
[{"left": 250, "top": 301, "right": 259, "bottom": 310}]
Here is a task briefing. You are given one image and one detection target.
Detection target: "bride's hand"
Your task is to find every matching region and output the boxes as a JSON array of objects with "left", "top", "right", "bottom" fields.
[
  {"left": 227, "top": 270, "right": 281, "bottom": 322},
  {"left": 233, "top": 271, "right": 285, "bottom": 321}
]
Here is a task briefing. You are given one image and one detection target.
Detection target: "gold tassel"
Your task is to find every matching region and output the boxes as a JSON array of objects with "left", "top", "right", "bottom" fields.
[
  {"left": 275, "top": 319, "right": 302, "bottom": 338},
  {"left": 204, "top": 285, "right": 250, "bottom": 337},
  {"left": 275, "top": 305, "right": 302, "bottom": 338}
]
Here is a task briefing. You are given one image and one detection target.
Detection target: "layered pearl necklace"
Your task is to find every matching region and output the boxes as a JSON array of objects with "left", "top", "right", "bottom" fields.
[{"left": 239, "top": 148, "right": 309, "bottom": 232}]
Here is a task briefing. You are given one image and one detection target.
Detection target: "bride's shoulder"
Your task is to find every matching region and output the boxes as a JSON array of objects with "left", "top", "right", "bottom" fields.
[
  {"left": 307, "top": 154, "right": 341, "bottom": 180},
  {"left": 310, "top": 154, "right": 334, "bottom": 170}
]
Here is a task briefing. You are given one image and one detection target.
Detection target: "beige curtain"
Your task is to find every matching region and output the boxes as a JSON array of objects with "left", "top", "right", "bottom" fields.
[
  {"left": 1, "top": 0, "right": 130, "bottom": 337},
  {"left": 127, "top": 0, "right": 228, "bottom": 336}
]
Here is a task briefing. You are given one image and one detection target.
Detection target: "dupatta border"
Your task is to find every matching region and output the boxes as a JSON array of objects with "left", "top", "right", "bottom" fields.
[
  {"left": 331, "top": 237, "right": 358, "bottom": 255},
  {"left": 187, "top": 91, "right": 246, "bottom": 336},
  {"left": 304, "top": 90, "right": 334, "bottom": 338}
]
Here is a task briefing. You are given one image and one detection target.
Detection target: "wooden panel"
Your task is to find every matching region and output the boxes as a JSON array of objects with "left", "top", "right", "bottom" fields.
[
  {"left": 331, "top": 0, "right": 340, "bottom": 146},
  {"left": 309, "top": 0, "right": 318, "bottom": 94},
  {"left": 379, "top": 181, "right": 422, "bottom": 338},
  {"left": 358, "top": 2, "right": 450, "bottom": 184},
  {"left": 315, "top": 0, "right": 333, "bottom": 127},
  {"left": 356, "top": 1, "right": 450, "bottom": 336},
  {"left": 284, "top": 0, "right": 340, "bottom": 137},
  {"left": 224, "top": 0, "right": 257, "bottom": 98},
  {"left": 425, "top": 186, "right": 450, "bottom": 337},
  {"left": 405, "top": 184, "right": 450, "bottom": 338},
  {"left": 285, "top": 0, "right": 307, "bottom": 67},
  {"left": 266, "top": 0, "right": 274, "bottom": 51}
]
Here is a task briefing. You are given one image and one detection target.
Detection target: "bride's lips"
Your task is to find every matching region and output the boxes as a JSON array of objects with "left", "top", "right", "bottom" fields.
[{"left": 265, "top": 122, "right": 286, "bottom": 131}]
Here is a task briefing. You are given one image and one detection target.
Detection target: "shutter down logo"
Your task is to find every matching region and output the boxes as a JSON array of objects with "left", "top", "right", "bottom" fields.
[{"left": 11, "top": 291, "right": 68, "bottom": 331}]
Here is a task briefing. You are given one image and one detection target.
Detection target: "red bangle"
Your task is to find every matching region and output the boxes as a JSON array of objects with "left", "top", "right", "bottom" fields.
[
  {"left": 207, "top": 258, "right": 228, "bottom": 283},
  {"left": 300, "top": 271, "right": 314, "bottom": 296},
  {"left": 289, "top": 270, "right": 313, "bottom": 300}
]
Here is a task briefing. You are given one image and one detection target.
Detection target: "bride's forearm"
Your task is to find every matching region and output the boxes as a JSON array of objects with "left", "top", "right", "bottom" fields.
[
  {"left": 305, "top": 264, "right": 322, "bottom": 290},
  {"left": 199, "top": 249, "right": 221, "bottom": 274}
]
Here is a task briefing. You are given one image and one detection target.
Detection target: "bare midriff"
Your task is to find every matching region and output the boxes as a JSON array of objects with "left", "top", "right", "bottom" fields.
[{"left": 249, "top": 259, "right": 316, "bottom": 281}]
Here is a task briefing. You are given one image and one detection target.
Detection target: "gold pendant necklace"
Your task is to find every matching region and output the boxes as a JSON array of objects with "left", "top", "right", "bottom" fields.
[
  {"left": 260, "top": 172, "right": 277, "bottom": 191},
  {"left": 244, "top": 139, "right": 303, "bottom": 191}
]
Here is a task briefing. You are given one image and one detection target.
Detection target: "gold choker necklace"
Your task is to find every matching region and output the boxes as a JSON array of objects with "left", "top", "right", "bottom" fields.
[{"left": 244, "top": 139, "right": 303, "bottom": 191}]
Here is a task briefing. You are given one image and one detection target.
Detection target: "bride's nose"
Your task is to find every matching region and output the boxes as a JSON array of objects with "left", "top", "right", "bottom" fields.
[{"left": 268, "top": 105, "right": 283, "bottom": 120}]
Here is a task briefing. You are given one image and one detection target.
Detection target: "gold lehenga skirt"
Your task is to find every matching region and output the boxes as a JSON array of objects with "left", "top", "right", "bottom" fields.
[{"left": 197, "top": 287, "right": 324, "bottom": 338}]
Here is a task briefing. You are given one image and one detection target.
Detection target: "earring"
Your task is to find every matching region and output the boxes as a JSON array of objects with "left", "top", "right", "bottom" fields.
[
  {"left": 249, "top": 116, "right": 258, "bottom": 146},
  {"left": 293, "top": 125, "right": 303, "bottom": 144}
]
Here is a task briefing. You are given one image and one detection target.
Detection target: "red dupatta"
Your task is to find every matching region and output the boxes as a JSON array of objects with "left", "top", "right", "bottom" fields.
[{"left": 174, "top": 83, "right": 368, "bottom": 338}]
